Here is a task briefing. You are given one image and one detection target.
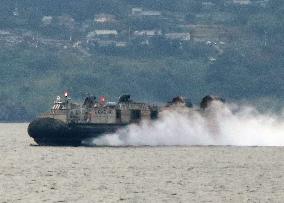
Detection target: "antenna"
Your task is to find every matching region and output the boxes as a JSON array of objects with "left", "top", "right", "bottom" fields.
[
  {"left": 264, "top": 31, "right": 267, "bottom": 47},
  {"left": 128, "top": 26, "right": 131, "bottom": 42}
]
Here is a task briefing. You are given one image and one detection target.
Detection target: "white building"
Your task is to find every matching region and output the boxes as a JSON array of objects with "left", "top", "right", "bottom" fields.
[
  {"left": 87, "top": 30, "right": 118, "bottom": 38},
  {"left": 131, "top": 8, "right": 161, "bottom": 17},
  {"left": 232, "top": 0, "right": 251, "bottom": 5},
  {"left": 94, "top": 30, "right": 118, "bottom": 36},
  {"left": 133, "top": 30, "right": 162, "bottom": 37},
  {"left": 94, "top": 14, "right": 116, "bottom": 23},
  {"left": 165, "top": 33, "right": 191, "bottom": 41}
]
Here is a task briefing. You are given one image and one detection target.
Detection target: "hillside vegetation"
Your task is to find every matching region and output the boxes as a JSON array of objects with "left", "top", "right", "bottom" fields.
[{"left": 0, "top": 0, "right": 283, "bottom": 120}]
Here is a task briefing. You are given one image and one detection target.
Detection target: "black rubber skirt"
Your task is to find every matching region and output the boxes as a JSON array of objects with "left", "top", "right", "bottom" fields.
[{"left": 28, "top": 118, "right": 124, "bottom": 146}]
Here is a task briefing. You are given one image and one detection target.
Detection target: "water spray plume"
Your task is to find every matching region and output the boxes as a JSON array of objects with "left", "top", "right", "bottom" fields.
[{"left": 91, "top": 102, "right": 284, "bottom": 147}]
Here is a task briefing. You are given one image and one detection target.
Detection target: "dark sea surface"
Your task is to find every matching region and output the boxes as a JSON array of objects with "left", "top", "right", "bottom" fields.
[{"left": 0, "top": 123, "right": 284, "bottom": 202}]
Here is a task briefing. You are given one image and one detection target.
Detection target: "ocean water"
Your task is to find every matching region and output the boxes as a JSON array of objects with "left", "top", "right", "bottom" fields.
[{"left": 0, "top": 123, "right": 284, "bottom": 202}]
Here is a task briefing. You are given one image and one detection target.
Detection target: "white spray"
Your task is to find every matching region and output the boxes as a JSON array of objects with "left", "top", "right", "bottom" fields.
[{"left": 90, "top": 102, "right": 284, "bottom": 146}]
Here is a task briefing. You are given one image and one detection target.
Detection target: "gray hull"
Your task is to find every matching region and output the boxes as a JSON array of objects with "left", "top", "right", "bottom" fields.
[{"left": 28, "top": 118, "right": 125, "bottom": 146}]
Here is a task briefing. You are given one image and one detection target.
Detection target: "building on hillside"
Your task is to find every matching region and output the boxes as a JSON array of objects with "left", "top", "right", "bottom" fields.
[
  {"left": 86, "top": 30, "right": 128, "bottom": 49},
  {"left": 165, "top": 33, "right": 191, "bottom": 41},
  {"left": 131, "top": 8, "right": 161, "bottom": 17},
  {"left": 94, "top": 30, "right": 118, "bottom": 36},
  {"left": 231, "top": 0, "right": 252, "bottom": 5},
  {"left": 115, "top": 41, "right": 128, "bottom": 47},
  {"left": 133, "top": 30, "right": 162, "bottom": 38},
  {"left": 87, "top": 30, "right": 118, "bottom": 40},
  {"left": 131, "top": 8, "right": 143, "bottom": 15},
  {"left": 42, "top": 16, "right": 53, "bottom": 26},
  {"left": 230, "top": 0, "right": 270, "bottom": 7},
  {"left": 254, "top": 0, "right": 270, "bottom": 7},
  {"left": 94, "top": 14, "right": 116, "bottom": 23}
]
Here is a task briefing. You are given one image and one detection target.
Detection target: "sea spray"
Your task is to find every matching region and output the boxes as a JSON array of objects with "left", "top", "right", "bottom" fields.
[{"left": 90, "top": 102, "right": 284, "bottom": 146}]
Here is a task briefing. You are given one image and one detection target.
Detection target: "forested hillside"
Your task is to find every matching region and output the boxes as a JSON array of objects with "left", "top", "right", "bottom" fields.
[{"left": 0, "top": 0, "right": 283, "bottom": 120}]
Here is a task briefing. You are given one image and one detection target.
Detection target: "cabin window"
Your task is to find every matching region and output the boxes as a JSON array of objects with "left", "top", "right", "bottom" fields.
[
  {"left": 116, "top": 110, "right": 121, "bottom": 119},
  {"left": 131, "top": 110, "right": 141, "bottom": 120}
]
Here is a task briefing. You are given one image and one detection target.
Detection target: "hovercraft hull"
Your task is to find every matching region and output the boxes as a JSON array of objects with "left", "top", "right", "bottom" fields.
[{"left": 28, "top": 118, "right": 125, "bottom": 146}]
